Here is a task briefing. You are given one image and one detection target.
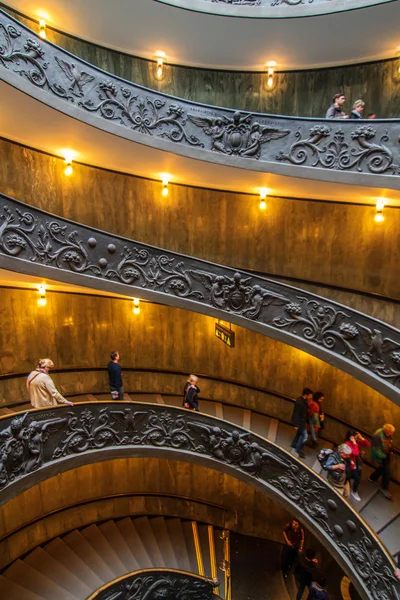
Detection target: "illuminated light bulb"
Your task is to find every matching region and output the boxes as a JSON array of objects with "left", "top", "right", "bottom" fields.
[
  {"left": 63, "top": 150, "right": 74, "bottom": 176},
  {"left": 161, "top": 175, "right": 170, "bottom": 197},
  {"left": 39, "top": 19, "right": 46, "bottom": 39},
  {"left": 162, "top": 184, "right": 169, "bottom": 197},
  {"left": 64, "top": 163, "right": 73, "bottom": 176},
  {"left": 157, "top": 58, "right": 163, "bottom": 80},
  {"left": 37, "top": 284, "right": 47, "bottom": 307},
  {"left": 374, "top": 199, "right": 385, "bottom": 222},
  {"left": 259, "top": 187, "right": 268, "bottom": 210},
  {"left": 265, "top": 61, "right": 277, "bottom": 89},
  {"left": 133, "top": 298, "right": 140, "bottom": 307},
  {"left": 133, "top": 306, "right": 140, "bottom": 315}
]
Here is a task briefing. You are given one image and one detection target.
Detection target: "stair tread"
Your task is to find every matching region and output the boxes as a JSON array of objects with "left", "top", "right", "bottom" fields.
[
  {"left": 98, "top": 520, "right": 138, "bottom": 572},
  {"left": 222, "top": 405, "right": 245, "bottom": 427},
  {"left": 0, "top": 574, "right": 44, "bottom": 600},
  {"left": 165, "top": 518, "right": 191, "bottom": 572},
  {"left": 24, "top": 547, "right": 91, "bottom": 598},
  {"left": 44, "top": 537, "right": 103, "bottom": 590},
  {"left": 149, "top": 517, "right": 178, "bottom": 569},
  {"left": 360, "top": 483, "right": 400, "bottom": 532},
  {"left": 132, "top": 517, "right": 165, "bottom": 566},
  {"left": 62, "top": 530, "right": 115, "bottom": 582},
  {"left": 81, "top": 524, "right": 127, "bottom": 577},
  {"left": 182, "top": 521, "right": 199, "bottom": 574},
  {"left": 0, "top": 407, "right": 16, "bottom": 415},
  {"left": 4, "top": 559, "right": 78, "bottom": 600},
  {"left": 115, "top": 518, "right": 152, "bottom": 568},
  {"left": 250, "top": 413, "right": 272, "bottom": 439}
]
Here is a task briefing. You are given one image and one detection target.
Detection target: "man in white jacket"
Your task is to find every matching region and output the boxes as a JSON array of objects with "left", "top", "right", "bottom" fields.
[{"left": 27, "top": 358, "right": 74, "bottom": 408}]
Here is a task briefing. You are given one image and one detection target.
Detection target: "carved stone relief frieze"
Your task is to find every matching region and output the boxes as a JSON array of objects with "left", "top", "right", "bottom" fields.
[
  {"left": 0, "top": 10, "right": 399, "bottom": 182},
  {"left": 1, "top": 196, "right": 400, "bottom": 400},
  {"left": 0, "top": 403, "right": 398, "bottom": 600}
]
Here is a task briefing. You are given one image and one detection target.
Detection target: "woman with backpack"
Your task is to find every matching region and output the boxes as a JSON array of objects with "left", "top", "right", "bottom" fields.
[
  {"left": 321, "top": 444, "right": 352, "bottom": 499},
  {"left": 344, "top": 429, "right": 370, "bottom": 502}
]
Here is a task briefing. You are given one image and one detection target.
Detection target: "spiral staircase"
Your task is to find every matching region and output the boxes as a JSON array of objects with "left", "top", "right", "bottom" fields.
[{"left": 0, "top": 516, "right": 229, "bottom": 600}]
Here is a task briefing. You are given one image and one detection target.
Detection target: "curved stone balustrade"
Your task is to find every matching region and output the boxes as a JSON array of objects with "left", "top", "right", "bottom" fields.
[
  {"left": 156, "top": 0, "right": 393, "bottom": 18},
  {"left": 0, "top": 10, "right": 399, "bottom": 189},
  {"left": 0, "top": 402, "right": 398, "bottom": 600},
  {"left": 87, "top": 569, "right": 220, "bottom": 600},
  {"left": 1, "top": 194, "right": 400, "bottom": 403}
]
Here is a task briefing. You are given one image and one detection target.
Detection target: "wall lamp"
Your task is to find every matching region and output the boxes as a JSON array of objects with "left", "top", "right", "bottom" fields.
[
  {"left": 39, "top": 19, "right": 47, "bottom": 39},
  {"left": 259, "top": 188, "right": 268, "bottom": 210},
  {"left": 374, "top": 199, "right": 385, "bottom": 223},
  {"left": 63, "top": 150, "right": 74, "bottom": 176},
  {"left": 161, "top": 175, "right": 170, "bottom": 197},
  {"left": 155, "top": 51, "right": 166, "bottom": 80},
  {"left": 133, "top": 297, "right": 140, "bottom": 315},
  {"left": 266, "top": 61, "right": 277, "bottom": 89},
  {"left": 37, "top": 284, "right": 47, "bottom": 307}
]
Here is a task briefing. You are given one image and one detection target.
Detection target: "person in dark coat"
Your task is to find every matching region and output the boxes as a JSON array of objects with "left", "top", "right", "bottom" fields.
[
  {"left": 290, "top": 388, "right": 313, "bottom": 458},
  {"left": 107, "top": 351, "right": 123, "bottom": 400},
  {"left": 349, "top": 99, "right": 365, "bottom": 119},
  {"left": 294, "top": 549, "right": 322, "bottom": 600},
  {"left": 308, "top": 576, "right": 329, "bottom": 600},
  {"left": 183, "top": 374, "right": 200, "bottom": 411}
]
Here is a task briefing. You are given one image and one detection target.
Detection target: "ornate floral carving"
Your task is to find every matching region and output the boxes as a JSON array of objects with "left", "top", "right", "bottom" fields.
[
  {"left": 1, "top": 198, "right": 400, "bottom": 395},
  {"left": 188, "top": 111, "right": 289, "bottom": 158},
  {"left": 337, "top": 530, "right": 399, "bottom": 600},
  {"left": 0, "top": 403, "right": 397, "bottom": 599},
  {"left": 276, "top": 126, "right": 400, "bottom": 174},
  {"left": 0, "top": 23, "right": 72, "bottom": 99},
  {"left": 79, "top": 86, "right": 203, "bottom": 147},
  {"left": 94, "top": 572, "right": 220, "bottom": 600}
]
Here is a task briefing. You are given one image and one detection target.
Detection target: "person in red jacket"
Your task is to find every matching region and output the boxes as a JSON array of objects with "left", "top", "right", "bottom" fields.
[
  {"left": 308, "top": 391, "right": 324, "bottom": 448},
  {"left": 344, "top": 429, "right": 370, "bottom": 502}
]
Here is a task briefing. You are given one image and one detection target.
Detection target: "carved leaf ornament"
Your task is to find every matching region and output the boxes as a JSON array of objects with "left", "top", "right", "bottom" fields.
[
  {"left": 0, "top": 11, "right": 400, "bottom": 176},
  {"left": 1, "top": 198, "right": 400, "bottom": 394},
  {"left": 0, "top": 403, "right": 398, "bottom": 600}
]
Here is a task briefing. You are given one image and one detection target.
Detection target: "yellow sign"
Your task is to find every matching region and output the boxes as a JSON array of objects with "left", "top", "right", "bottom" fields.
[{"left": 215, "top": 323, "right": 235, "bottom": 348}]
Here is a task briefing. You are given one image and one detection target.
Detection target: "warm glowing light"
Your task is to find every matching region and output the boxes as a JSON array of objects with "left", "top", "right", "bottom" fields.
[
  {"left": 259, "top": 188, "right": 268, "bottom": 200},
  {"left": 133, "top": 298, "right": 140, "bottom": 307},
  {"left": 37, "top": 284, "right": 47, "bottom": 307},
  {"left": 265, "top": 61, "right": 277, "bottom": 89},
  {"left": 62, "top": 150, "right": 75, "bottom": 176},
  {"left": 155, "top": 51, "right": 166, "bottom": 80},
  {"left": 133, "top": 306, "right": 141, "bottom": 315},
  {"left": 374, "top": 199, "right": 385, "bottom": 223},
  {"left": 39, "top": 19, "right": 46, "bottom": 39},
  {"left": 259, "top": 200, "right": 267, "bottom": 210},
  {"left": 160, "top": 174, "right": 170, "bottom": 197},
  {"left": 162, "top": 185, "right": 169, "bottom": 197},
  {"left": 64, "top": 163, "right": 73, "bottom": 176}
]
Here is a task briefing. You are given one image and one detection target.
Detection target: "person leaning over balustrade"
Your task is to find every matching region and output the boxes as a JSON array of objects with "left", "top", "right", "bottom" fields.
[
  {"left": 349, "top": 99, "right": 365, "bottom": 119},
  {"left": 369, "top": 423, "right": 396, "bottom": 500},
  {"left": 27, "top": 358, "right": 73, "bottom": 408},
  {"left": 325, "top": 93, "right": 347, "bottom": 119}
]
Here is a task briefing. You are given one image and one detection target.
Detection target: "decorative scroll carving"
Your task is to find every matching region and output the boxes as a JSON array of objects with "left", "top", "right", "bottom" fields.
[
  {"left": 1, "top": 9, "right": 399, "bottom": 178},
  {"left": 0, "top": 403, "right": 398, "bottom": 600},
  {"left": 276, "top": 126, "right": 400, "bottom": 174},
  {"left": 1, "top": 196, "right": 400, "bottom": 397},
  {"left": 91, "top": 571, "right": 220, "bottom": 600}
]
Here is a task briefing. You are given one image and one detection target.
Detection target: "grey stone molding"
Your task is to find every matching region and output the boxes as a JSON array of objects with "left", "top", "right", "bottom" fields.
[
  {"left": 87, "top": 569, "right": 221, "bottom": 600},
  {"left": 0, "top": 9, "right": 399, "bottom": 189},
  {"left": 1, "top": 194, "right": 400, "bottom": 404},
  {"left": 155, "top": 0, "right": 394, "bottom": 18},
  {"left": 0, "top": 402, "right": 398, "bottom": 600}
]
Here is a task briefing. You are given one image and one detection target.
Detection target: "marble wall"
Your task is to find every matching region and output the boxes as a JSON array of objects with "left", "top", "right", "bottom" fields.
[
  {"left": 6, "top": 8, "right": 400, "bottom": 118},
  {"left": 0, "top": 288, "right": 398, "bottom": 444},
  {"left": 0, "top": 140, "right": 399, "bottom": 303}
]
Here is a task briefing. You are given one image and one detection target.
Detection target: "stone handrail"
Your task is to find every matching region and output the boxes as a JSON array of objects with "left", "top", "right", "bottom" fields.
[
  {"left": 86, "top": 569, "right": 221, "bottom": 600},
  {"left": 1, "top": 194, "right": 400, "bottom": 403},
  {"left": 0, "top": 402, "right": 398, "bottom": 600},
  {"left": 0, "top": 9, "right": 399, "bottom": 189},
  {"left": 156, "top": 0, "right": 394, "bottom": 18}
]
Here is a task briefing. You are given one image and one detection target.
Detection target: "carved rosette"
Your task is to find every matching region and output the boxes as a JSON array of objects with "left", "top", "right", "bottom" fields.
[
  {"left": 0, "top": 402, "right": 398, "bottom": 600},
  {"left": 0, "top": 9, "right": 400, "bottom": 176},
  {"left": 1, "top": 197, "right": 400, "bottom": 395}
]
